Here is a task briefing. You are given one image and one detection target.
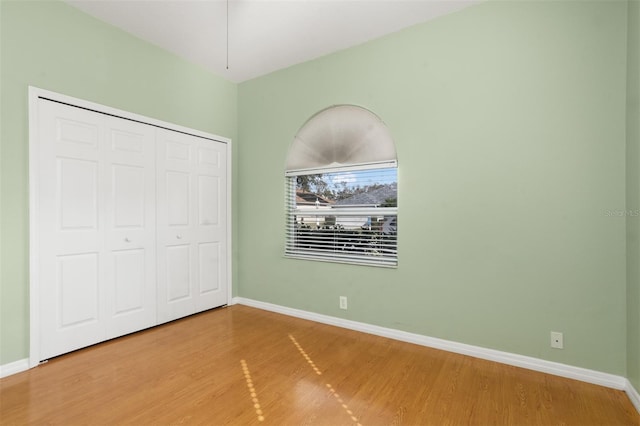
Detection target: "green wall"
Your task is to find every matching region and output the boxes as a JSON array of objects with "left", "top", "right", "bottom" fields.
[
  {"left": 1, "top": 0, "right": 637, "bottom": 389},
  {"left": 627, "top": 0, "right": 640, "bottom": 392},
  {"left": 238, "top": 0, "right": 629, "bottom": 375},
  {"left": 0, "top": 0, "right": 237, "bottom": 365}
]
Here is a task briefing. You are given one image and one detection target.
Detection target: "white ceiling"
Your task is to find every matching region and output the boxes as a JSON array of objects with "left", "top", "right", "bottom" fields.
[{"left": 65, "top": 0, "right": 478, "bottom": 83}]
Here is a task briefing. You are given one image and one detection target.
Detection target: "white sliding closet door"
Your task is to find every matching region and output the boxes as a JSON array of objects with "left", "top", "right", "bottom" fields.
[
  {"left": 103, "top": 115, "right": 157, "bottom": 339},
  {"left": 156, "top": 128, "right": 228, "bottom": 323},
  {"left": 38, "top": 100, "right": 156, "bottom": 360},
  {"left": 31, "top": 88, "right": 230, "bottom": 364}
]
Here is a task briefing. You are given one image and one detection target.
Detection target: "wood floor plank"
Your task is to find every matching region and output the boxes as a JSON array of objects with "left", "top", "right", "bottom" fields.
[{"left": 1, "top": 305, "right": 638, "bottom": 425}]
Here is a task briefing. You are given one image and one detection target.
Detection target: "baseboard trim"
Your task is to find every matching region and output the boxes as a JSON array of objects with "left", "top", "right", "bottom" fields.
[
  {"left": 2, "top": 299, "right": 638, "bottom": 415},
  {"left": 0, "top": 358, "right": 29, "bottom": 379},
  {"left": 232, "top": 297, "right": 629, "bottom": 394},
  {"left": 626, "top": 380, "right": 640, "bottom": 413}
]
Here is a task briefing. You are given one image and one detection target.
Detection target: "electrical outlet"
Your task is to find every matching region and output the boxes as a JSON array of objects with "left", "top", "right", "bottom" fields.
[
  {"left": 339, "top": 296, "right": 348, "bottom": 310},
  {"left": 550, "top": 331, "right": 563, "bottom": 349}
]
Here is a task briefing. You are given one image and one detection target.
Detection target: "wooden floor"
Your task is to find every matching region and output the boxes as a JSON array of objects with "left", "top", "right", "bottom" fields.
[{"left": 1, "top": 305, "right": 638, "bottom": 425}]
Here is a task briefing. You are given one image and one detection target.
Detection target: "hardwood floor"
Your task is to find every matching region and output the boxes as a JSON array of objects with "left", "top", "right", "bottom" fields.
[{"left": 1, "top": 305, "right": 638, "bottom": 425}]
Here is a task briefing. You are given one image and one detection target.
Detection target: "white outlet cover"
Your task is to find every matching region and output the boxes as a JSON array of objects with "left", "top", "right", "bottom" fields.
[
  {"left": 339, "top": 296, "right": 348, "bottom": 310},
  {"left": 550, "top": 331, "right": 564, "bottom": 349}
]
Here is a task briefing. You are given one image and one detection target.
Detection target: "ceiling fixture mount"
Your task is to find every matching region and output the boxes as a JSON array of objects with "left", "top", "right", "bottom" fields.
[
  {"left": 227, "top": 0, "right": 229, "bottom": 69},
  {"left": 226, "top": 0, "right": 229, "bottom": 70}
]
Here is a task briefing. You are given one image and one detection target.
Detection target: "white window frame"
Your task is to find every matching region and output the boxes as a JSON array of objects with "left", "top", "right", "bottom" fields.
[{"left": 285, "top": 161, "right": 398, "bottom": 268}]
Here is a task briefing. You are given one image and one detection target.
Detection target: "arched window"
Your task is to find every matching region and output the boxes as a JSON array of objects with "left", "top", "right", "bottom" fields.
[{"left": 285, "top": 105, "right": 398, "bottom": 267}]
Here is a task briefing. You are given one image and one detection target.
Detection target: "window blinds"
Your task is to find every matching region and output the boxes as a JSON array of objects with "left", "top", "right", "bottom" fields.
[{"left": 284, "top": 168, "right": 398, "bottom": 267}]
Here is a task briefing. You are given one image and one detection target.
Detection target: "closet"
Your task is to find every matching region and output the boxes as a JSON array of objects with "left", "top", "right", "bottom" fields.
[{"left": 31, "top": 90, "right": 229, "bottom": 361}]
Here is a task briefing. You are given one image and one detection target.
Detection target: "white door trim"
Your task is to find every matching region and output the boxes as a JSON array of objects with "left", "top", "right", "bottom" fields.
[{"left": 28, "top": 86, "right": 233, "bottom": 367}]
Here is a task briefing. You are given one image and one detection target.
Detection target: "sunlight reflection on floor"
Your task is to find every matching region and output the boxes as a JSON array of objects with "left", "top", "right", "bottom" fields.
[
  {"left": 288, "top": 334, "right": 362, "bottom": 426},
  {"left": 240, "top": 359, "right": 264, "bottom": 422},
  {"left": 288, "top": 334, "right": 322, "bottom": 375}
]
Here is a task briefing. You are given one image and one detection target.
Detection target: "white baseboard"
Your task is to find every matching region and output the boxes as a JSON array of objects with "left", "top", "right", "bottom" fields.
[
  {"left": 232, "top": 297, "right": 631, "bottom": 394},
  {"left": 3, "top": 299, "right": 638, "bottom": 416},
  {"left": 626, "top": 380, "right": 640, "bottom": 413},
  {"left": 0, "top": 358, "right": 29, "bottom": 379}
]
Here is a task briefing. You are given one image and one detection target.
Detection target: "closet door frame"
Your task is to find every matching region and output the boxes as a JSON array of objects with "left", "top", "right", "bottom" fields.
[{"left": 28, "top": 86, "right": 232, "bottom": 368}]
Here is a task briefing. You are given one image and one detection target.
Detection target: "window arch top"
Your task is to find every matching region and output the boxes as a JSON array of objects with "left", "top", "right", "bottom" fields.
[{"left": 285, "top": 105, "right": 397, "bottom": 174}]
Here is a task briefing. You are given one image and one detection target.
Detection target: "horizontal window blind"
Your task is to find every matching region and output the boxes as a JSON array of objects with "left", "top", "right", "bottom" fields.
[{"left": 285, "top": 167, "right": 397, "bottom": 267}]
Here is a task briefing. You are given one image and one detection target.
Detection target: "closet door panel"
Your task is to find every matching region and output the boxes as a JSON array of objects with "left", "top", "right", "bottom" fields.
[
  {"left": 104, "top": 116, "right": 156, "bottom": 338},
  {"left": 198, "top": 242, "right": 221, "bottom": 294},
  {"left": 156, "top": 129, "right": 227, "bottom": 323},
  {"left": 113, "top": 249, "right": 145, "bottom": 315},
  {"left": 57, "top": 253, "right": 100, "bottom": 327},
  {"left": 156, "top": 129, "right": 197, "bottom": 323},
  {"left": 59, "top": 158, "right": 99, "bottom": 229},
  {"left": 39, "top": 101, "right": 107, "bottom": 360},
  {"left": 198, "top": 175, "right": 220, "bottom": 225},
  {"left": 194, "top": 140, "right": 227, "bottom": 312},
  {"left": 166, "top": 245, "right": 192, "bottom": 301},
  {"left": 112, "top": 165, "right": 146, "bottom": 227},
  {"left": 166, "top": 171, "right": 191, "bottom": 226}
]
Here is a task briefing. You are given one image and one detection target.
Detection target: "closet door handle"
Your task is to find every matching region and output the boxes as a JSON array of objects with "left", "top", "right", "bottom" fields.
[
  {"left": 124, "top": 237, "right": 131, "bottom": 243},
  {"left": 176, "top": 235, "right": 182, "bottom": 240}
]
